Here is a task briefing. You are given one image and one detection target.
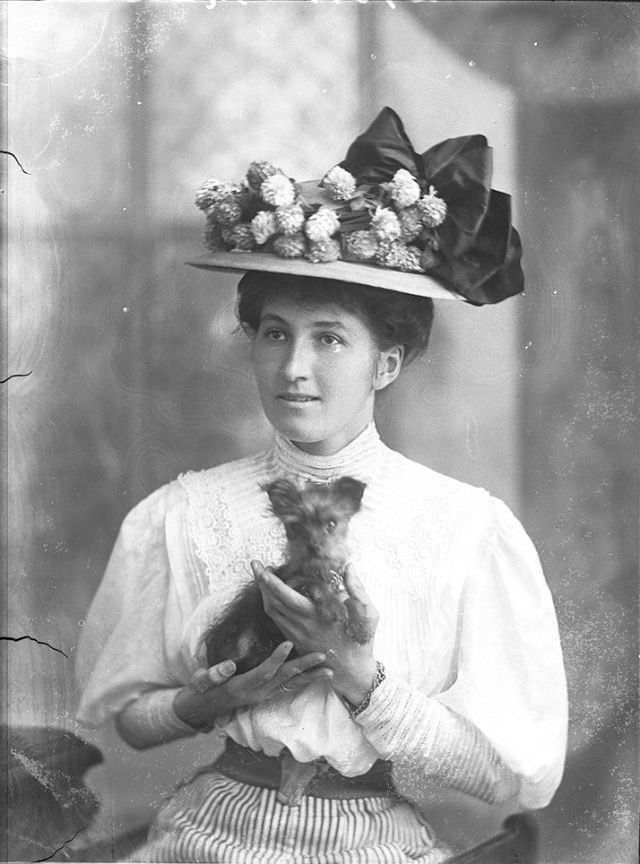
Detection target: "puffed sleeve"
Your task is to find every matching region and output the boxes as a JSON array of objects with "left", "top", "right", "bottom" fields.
[
  {"left": 355, "top": 496, "right": 568, "bottom": 810},
  {"left": 76, "top": 482, "right": 193, "bottom": 728}
]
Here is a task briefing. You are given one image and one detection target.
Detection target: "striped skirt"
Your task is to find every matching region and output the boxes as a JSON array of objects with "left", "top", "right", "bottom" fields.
[{"left": 128, "top": 770, "right": 451, "bottom": 863}]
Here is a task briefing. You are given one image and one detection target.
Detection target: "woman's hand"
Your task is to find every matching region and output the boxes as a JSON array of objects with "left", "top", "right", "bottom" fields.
[
  {"left": 173, "top": 642, "right": 331, "bottom": 731},
  {"left": 253, "top": 560, "right": 379, "bottom": 707}
]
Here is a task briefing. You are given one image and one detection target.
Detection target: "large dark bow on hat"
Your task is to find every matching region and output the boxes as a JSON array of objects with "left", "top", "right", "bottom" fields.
[{"left": 339, "top": 107, "right": 524, "bottom": 305}]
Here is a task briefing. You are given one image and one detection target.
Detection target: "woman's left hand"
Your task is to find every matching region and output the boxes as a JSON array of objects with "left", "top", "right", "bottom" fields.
[{"left": 252, "top": 560, "right": 379, "bottom": 706}]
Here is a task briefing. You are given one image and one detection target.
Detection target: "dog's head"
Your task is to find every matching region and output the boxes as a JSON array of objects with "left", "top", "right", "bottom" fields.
[{"left": 263, "top": 476, "right": 365, "bottom": 562}]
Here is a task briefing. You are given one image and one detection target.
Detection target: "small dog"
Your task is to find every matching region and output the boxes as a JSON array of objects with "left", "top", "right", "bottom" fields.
[{"left": 203, "top": 475, "right": 369, "bottom": 675}]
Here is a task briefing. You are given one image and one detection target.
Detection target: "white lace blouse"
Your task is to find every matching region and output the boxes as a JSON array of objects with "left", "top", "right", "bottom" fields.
[{"left": 76, "top": 424, "right": 567, "bottom": 810}]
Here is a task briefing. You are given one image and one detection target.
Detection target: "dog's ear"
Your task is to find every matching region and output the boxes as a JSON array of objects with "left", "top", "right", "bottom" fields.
[
  {"left": 331, "top": 476, "right": 366, "bottom": 513},
  {"left": 262, "top": 478, "right": 302, "bottom": 519}
]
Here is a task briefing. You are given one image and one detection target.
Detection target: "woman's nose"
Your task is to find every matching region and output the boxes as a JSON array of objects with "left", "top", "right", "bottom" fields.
[{"left": 280, "top": 340, "right": 312, "bottom": 381}]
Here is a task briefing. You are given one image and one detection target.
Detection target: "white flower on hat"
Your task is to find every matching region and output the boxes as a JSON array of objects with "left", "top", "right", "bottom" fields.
[
  {"left": 251, "top": 210, "right": 278, "bottom": 245},
  {"left": 261, "top": 174, "right": 296, "bottom": 208},
  {"left": 273, "top": 232, "right": 306, "bottom": 258},
  {"left": 341, "top": 230, "right": 378, "bottom": 261},
  {"left": 376, "top": 240, "right": 424, "bottom": 273},
  {"left": 195, "top": 179, "right": 240, "bottom": 211},
  {"left": 321, "top": 165, "right": 357, "bottom": 201},
  {"left": 247, "top": 161, "right": 279, "bottom": 192},
  {"left": 398, "top": 206, "right": 422, "bottom": 242},
  {"left": 418, "top": 185, "right": 448, "bottom": 228},
  {"left": 275, "top": 204, "right": 306, "bottom": 236},
  {"left": 304, "top": 207, "right": 341, "bottom": 243},
  {"left": 222, "top": 223, "right": 255, "bottom": 251},
  {"left": 306, "top": 238, "right": 341, "bottom": 263},
  {"left": 389, "top": 169, "right": 421, "bottom": 209},
  {"left": 371, "top": 207, "right": 401, "bottom": 242},
  {"left": 208, "top": 196, "right": 243, "bottom": 228}
]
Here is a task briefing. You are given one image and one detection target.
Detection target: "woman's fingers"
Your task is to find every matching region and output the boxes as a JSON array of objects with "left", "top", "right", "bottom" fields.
[
  {"left": 190, "top": 659, "right": 236, "bottom": 694},
  {"left": 276, "top": 666, "right": 333, "bottom": 694},
  {"left": 224, "top": 646, "right": 292, "bottom": 702},
  {"left": 241, "top": 640, "right": 294, "bottom": 684},
  {"left": 224, "top": 644, "right": 329, "bottom": 704},
  {"left": 247, "top": 645, "right": 327, "bottom": 685},
  {"left": 229, "top": 642, "right": 314, "bottom": 691},
  {"left": 299, "top": 666, "right": 333, "bottom": 685},
  {"left": 250, "top": 560, "right": 269, "bottom": 579},
  {"left": 209, "top": 659, "right": 236, "bottom": 684},
  {"left": 190, "top": 668, "right": 212, "bottom": 694},
  {"left": 279, "top": 651, "right": 327, "bottom": 680},
  {"left": 343, "top": 563, "right": 369, "bottom": 605},
  {"left": 252, "top": 561, "right": 315, "bottom": 617}
]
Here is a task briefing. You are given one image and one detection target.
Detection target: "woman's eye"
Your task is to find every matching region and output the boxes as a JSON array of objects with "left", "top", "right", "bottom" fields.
[
  {"left": 319, "top": 333, "right": 342, "bottom": 347},
  {"left": 324, "top": 519, "right": 337, "bottom": 534},
  {"left": 264, "top": 328, "right": 286, "bottom": 341}
]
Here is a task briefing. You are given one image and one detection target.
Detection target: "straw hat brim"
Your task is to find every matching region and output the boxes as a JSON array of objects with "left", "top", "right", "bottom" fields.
[{"left": 186, "top": 251, "right": 464, "bottom": 301}]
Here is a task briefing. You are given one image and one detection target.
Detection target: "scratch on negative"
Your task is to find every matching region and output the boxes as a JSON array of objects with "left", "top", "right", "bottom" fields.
[
  {"left": 33, "top": 828, "right": 84, "bottom": 862},
  {"left": 1, "top": 371, "right": 32, "bottom": 384},
  {"left": 0, "top": 150, "right": 30, "bottom": 175},
  {"left": 0, "top": 636, "right": 68, "bottom": 658}
]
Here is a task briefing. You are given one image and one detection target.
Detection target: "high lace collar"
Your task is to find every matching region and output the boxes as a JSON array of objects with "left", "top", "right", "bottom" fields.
[{"left": 272, "top": 422, "right": 386, "bottom": 483}]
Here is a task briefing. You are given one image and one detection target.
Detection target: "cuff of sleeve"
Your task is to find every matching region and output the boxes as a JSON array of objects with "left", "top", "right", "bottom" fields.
[
  {"left": 351, "top": 675, "right": 442, "bottom": 760},
  {"left": 353, "top": 676, "right": 522, "bottom": 805},
  {"left": 133, "top": 688, "right": 201, "bottom": 738}
]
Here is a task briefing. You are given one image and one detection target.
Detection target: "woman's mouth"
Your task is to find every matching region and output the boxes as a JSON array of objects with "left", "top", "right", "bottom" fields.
[{"left": 277, "top": 393, "right": 320, "bottom": 404}]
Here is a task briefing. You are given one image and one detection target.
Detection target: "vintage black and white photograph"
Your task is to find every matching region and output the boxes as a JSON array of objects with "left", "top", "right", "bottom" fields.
[{"left": 2, "top": 1, "right": 638, "bottom": 862}]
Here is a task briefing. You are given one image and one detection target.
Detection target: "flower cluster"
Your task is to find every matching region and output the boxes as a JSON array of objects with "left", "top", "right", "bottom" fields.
[
  {"left": 195, "top": 159, "right": 448, "bottom": 275},
  {"left": 389, "top": 169, "right": 421, "bottom": 209},
  {"left": 417, "top": 185, "right": 448, "bottom": 229},
  {"left": 321, "top": 165, "right": 357, "bottom": 201}
]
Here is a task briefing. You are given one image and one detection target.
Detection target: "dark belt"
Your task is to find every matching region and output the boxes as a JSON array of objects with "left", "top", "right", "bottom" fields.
[{"left": 215, "top": 739, "right": 396, "bottom": 804}]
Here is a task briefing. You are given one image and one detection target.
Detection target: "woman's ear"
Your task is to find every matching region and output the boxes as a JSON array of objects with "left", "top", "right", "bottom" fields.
[{"left": 373, "top": 345, "right": 404, "bottom": 391}]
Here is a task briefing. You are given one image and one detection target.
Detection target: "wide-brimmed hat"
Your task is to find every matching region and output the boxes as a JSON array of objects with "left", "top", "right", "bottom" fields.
[{"left": 187, "top": 107, "right": 524, "bottom": 305}]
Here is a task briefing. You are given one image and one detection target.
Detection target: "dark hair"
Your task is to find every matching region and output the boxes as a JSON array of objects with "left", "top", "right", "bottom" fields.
[{"left": 236, "top": 271, "right": 434, "bottom": 364}]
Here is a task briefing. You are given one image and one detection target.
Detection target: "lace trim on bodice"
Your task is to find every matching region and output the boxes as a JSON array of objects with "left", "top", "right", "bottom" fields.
[{"left": 178, "top": 460, "right": 282, "bottom": 594}]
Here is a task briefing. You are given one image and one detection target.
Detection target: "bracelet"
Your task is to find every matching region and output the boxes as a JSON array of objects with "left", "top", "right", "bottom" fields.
[{"left": 346, "top": 661, "right": 386, "bottom": 718}]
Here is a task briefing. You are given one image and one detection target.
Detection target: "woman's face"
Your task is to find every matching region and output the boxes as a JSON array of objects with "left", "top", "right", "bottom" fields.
[{"left": 250, "top": 294, "right": 401, "bottom": 455}]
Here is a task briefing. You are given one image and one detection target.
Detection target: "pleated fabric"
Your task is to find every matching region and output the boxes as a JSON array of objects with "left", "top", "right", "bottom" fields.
[{"left": 128, "top": 772, "right": 451, "bottom": 864}]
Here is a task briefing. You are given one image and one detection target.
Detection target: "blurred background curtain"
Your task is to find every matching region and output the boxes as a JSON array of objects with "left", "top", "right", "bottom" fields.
[{"left": 3, "top": 2, "right": 638, "bottom": 862}]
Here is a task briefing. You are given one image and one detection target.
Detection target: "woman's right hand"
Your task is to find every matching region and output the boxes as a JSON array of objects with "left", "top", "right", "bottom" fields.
[{"left": 173, "top": 641, "right": 331, "bottom": 731}]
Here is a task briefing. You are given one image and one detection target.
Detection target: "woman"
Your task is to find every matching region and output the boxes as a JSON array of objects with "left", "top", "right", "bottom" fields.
[{"left": 76, "top": 109, "right": 567, "bottom": 863}]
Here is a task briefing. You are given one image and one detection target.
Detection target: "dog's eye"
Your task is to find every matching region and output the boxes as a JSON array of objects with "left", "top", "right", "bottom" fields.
[{"left": 324, "top": 519, "right": 337, "bottom": 534}]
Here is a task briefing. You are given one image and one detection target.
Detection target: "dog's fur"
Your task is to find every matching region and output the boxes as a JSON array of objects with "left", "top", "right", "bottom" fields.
[{"left": 203, "top": 476, "right": 369, "bottom": 674}]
